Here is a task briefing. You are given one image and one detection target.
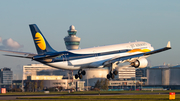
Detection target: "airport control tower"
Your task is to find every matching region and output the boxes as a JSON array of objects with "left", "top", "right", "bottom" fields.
[{"left": 64, "top": 25, "right": 81, "bottom": 50}]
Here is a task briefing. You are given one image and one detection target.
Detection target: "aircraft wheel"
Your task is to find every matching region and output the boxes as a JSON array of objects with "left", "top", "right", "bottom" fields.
[
  {"left": 111, "top": 74, "right": 115, "bottom": 79},
  {"left": 75, "top": 74, "right": 79, "bottom": 79},
  {"left": 113, "top": 70, "right": 118, "bottom": 75},
  {"left": 107, "top": 74, "right": 111, "bottom": 79},
  {"left": 79, "top": 74, "right": 83, "bottom": 79},
  {"left": 78, "top": 69, "right": 82, "bottom": 74},
  {"left": 82, "top": 70, "right": 86, "bottom": 75}
]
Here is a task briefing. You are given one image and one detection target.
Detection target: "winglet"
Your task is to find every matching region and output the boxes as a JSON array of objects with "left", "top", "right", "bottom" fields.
[{"left": 167, "top": 41, "right": 171, "bottom": 48}]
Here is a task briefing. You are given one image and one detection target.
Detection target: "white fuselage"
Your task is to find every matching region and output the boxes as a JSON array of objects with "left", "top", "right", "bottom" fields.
[{"left": 47, "top": 41, "right": 154, "bottom": 70}]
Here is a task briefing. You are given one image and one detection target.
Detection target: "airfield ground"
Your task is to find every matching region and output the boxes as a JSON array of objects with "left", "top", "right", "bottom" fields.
[{"left": 0, "top": 90, "right": 180, "bottom": 101}]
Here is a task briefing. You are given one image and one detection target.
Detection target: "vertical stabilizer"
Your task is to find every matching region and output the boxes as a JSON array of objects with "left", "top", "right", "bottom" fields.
[{"left": 29, "top": 24, "right": 56, "bottom": 55}]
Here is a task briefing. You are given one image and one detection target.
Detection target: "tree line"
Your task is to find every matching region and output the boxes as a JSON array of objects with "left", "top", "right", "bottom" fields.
[{"left": 94, "top": 79, "right": 109, "bottom": 91}]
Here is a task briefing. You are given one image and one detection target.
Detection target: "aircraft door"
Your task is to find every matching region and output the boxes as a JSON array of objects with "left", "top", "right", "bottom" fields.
[
  {"left": 62, "top": 55, "right": 67, "bottom": 62},
  {"left": 93, "top": 51, "right": 98, "bottom": 59}
]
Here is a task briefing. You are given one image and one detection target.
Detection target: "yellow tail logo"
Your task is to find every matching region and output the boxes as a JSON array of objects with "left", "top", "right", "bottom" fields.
[{"left": 34, "top": 32, "right": 46, "bottom": 50}]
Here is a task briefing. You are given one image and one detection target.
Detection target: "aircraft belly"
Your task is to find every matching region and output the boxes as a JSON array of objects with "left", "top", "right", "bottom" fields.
[
  {"left": 70, "top": 57, "right": 95, "bottom": 65},
  {"left": 47, "top": 62, "right": 81, "bottom": 70}
]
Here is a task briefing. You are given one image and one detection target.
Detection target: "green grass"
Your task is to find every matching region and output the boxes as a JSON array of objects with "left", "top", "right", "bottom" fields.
[
  {"left": 0, "top": 90, "right": 179, "bottom": 95},
  {"left": 17, "top": 94, "right": 180, "bottom": 101},
  {"left": 1, "top": 90, "right": 180, "bottom": 101}
]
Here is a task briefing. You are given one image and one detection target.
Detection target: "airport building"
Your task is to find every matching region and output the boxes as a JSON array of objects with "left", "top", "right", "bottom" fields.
[
  {"left": 22, "top": 64, "right": 83, "bottom": 90},
  {"left": 147, "top": 66, "right": 180, "bottom": 86},
  {"left": 20, "top": 63, "right": 148, "bottom": 91},
  {"left": 0, "top": 67, "right": 13, "bottom": 89},
  {"left": 23, "top": 64, "right": 109, "bottom": 89},
  {"left": 81, "top": 68, "right": 109, "bottom": 87},
  {"left": 21, "top": 63, "right": 180, "bottom": 91},
  {"left": 136, "top": 68, "right": 147, "bottom": 77},
  {"left": 136, "top": 65, "right": 180, "bottom": 90},
  {"left": 64, "top": 25, "right": 81, "bottom": 50},
  {"left": 106, "top": 65, "right": 180, "bottom": 90},
  {"left": 0, "top": 67, "right": 13, "bottom": 85},
  {"left": 107, "top": 66, "right": 141, "bottom": 90},
  {"left": 23, "top": 64, "right": 81, "bottom": 80},
  {"left": 116, "top": 66, "right": 136, "bottom": 79},
  {"left": 80, "top": 66, "right": 138, "bottom": 88},
  {"left": 23, "top": 64, "right": 59, "bottom": 80},
  {"left": 109, "top": 80, "right": 135, "bottom": 88}
]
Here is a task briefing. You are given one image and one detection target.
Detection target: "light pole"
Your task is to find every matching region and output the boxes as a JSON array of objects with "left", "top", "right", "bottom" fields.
[
  {"left": 135, "top": 72, "right": 136, "bottom": 91},
  {"left": 22, "top": 78, "right": 24, "bottom": 92},
  {"left": 135, "top": 77, "right": 136, "bottom": 90},
  {"left": 87, "top": 73, "right": 88, "bottom": 91},
  {"left": 22, "top": 67, "right": 24, "bottom": 92}
]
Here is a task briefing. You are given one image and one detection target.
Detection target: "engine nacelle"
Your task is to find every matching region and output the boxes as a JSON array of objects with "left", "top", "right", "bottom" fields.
[{"left": 130, "top": 58, "right": 148, "bottom": 68}]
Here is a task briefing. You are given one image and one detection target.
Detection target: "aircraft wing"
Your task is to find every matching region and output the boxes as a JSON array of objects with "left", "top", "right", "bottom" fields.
[
  {"left": 89, "top": 54, "right": 144, "bottom": 68},
  {"left": 0, "top": 50, "right": 37, "bottom": 58},
  {"left": 102, "top": 41, "right": 171, "bottom": 66},
  {"left": 103, "top": 54, "right": 144, "bottom": 66},
  {"left": 144, "top": 41, "right": 171, "bottom": 56}
]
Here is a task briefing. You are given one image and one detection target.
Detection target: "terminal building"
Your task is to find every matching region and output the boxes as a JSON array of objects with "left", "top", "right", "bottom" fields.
[
  {"left": 23, "top": 64, "right": 140, "bottom": 88},
  {"left": 22, "top": 64, "right": 83, "bottom": 90},
  {"left": 23, "top": 64, "right": 65, "bottom": 80}
]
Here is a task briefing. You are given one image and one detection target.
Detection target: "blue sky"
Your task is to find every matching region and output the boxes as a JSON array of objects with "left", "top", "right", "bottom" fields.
[{"left": 0, "top": 0, "right": 179, "bottom": 79}]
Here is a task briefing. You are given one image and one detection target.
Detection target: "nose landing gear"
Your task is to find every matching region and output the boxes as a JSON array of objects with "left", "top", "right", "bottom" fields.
[{"left": 75, "top": 69, "right": 86, "bottom": 79}]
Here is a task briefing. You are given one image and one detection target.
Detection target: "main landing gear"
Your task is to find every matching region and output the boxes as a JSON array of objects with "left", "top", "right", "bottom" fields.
[
  {"left": 75, "top": 69, "right": 86, "bottom": 79},
  {"left": 107, "top": 62, "right": 118, "bottom": 79}
]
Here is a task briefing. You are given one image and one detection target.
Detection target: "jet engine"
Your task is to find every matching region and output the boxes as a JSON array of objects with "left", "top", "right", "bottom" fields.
[{"left": 130, "top": 58, "right": 148, "bottom": 68}]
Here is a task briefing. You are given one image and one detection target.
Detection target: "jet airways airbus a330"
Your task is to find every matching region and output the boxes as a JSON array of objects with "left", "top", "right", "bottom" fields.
[{"left": 0, "top": 24, "right": 171, "bottom": 79}]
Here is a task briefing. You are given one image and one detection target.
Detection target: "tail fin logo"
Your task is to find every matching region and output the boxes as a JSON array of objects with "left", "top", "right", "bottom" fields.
[{"left": 34, "top": 32, "right": 46, "bottom": 50}]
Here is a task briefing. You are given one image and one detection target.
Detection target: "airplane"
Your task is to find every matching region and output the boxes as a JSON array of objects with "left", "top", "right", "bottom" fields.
[{"left": 0, "top": 24, "right": 171, "bottom": 79}]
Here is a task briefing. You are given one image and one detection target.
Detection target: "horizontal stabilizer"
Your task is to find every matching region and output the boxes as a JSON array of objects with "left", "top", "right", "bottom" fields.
[
  {"left": 0, "top": 50, "right": 37, "bottom": 58},
  {"left": 32, "top": 53, "right": 64, "bottom": 60},
  {"left": 3, "top": 54, "right": 33, "bottom": 58}
]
